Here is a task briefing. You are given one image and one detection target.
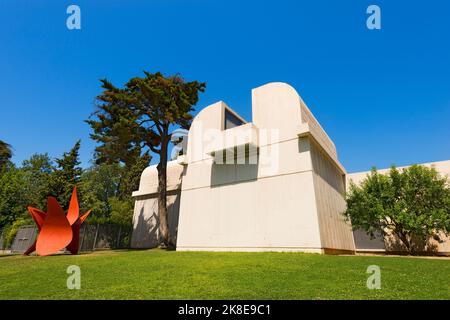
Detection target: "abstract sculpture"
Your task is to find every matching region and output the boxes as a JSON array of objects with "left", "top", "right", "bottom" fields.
[{"left": 24, "top": 187, "right": 91, "bottom": 256}]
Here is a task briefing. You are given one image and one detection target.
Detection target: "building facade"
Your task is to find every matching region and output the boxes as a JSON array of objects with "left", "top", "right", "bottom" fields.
[{"left": 131, "top": 82, "right": 450, "bottom": 255}]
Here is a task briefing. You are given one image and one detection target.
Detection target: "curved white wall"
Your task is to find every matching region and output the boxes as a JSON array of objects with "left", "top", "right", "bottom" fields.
[{"left": 176, "top": 82, "right": 354, "bottom": 253}]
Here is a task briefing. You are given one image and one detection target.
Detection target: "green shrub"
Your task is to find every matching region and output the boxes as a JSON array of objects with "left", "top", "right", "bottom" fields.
[
  {"left": 344, "top": 165, "right": 450, "bottom": 254},
  {"left": 2, "top": 218, "right": 32, "bottom": 248}
]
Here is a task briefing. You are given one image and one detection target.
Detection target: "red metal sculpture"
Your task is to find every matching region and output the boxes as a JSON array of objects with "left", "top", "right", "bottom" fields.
[{"left": 24, "top": 187, "right": 91, "bottom": 256}]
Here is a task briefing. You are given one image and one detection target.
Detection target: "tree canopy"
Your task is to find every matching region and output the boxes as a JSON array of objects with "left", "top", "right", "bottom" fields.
[
  {"left": 0, "top": 140, "right": 12, "bottom": 171},
  {"left": 344, "top": 165, "right": 450, "bottom": 254},
  {"left": 87, "top": 71, "right": 205, "bottom": 163},
  {"left": 48, "top": 140, "right": 83, "bottom": 209},
  {"left": 87, "top": 71, "right": 205, "bottom": 247}
]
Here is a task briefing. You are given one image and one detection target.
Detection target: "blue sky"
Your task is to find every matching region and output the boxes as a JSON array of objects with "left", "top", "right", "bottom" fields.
[{"left": 0, "top": 0, "right": 449, "bottom": 172}]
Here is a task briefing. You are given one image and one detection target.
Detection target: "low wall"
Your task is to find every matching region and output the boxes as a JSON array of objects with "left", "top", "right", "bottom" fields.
[{"left": 2, "top": 224, "right": 130, "bottom": 254}]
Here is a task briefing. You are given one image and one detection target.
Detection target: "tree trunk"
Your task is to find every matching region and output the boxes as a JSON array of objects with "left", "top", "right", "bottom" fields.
[
  {"left": 157, "top": 135, "right": 171, "bottom": 248},
  {"left": 397, "top": 231, "right": 414, "bottom": 255}
]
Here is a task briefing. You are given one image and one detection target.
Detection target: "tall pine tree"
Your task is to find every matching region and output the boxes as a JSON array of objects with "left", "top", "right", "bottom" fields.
[
  {"left": 49, "top": 140, "right": 82, "bottom": 208},
  {"left": 0, "top": 140, "right": 12, "bottom": 172},
  {"left": 87, "top": 71, "right": 205, "bottom": 247}
]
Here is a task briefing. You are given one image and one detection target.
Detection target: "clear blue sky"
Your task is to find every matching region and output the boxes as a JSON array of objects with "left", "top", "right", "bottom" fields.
[{"left": 0, "top": 0, "right": 449, "bottom": 172}]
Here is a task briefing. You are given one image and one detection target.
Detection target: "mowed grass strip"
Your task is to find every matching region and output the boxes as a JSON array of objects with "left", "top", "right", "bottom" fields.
[{"left": 0, "top": 250, "right": 448, "bottom": 299}]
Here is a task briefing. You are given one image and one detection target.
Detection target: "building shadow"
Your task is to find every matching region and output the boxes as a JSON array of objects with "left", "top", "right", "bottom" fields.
[
  {"left": 384, "top": 235, "right": 439, "bottom": 255},
  {"left": 210, "top": 148, "right": 259, "bottom": 187},
  {"left": 131, "top": 192, "right": 181, "bottom": 249},
  {"left": 131, "top": 204, "right": 160, "bottom": 248}
]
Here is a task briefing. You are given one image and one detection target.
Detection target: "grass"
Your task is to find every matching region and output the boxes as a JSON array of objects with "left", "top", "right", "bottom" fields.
[{"left": 0, "top": 249, "right": 449, "bottom": 300}]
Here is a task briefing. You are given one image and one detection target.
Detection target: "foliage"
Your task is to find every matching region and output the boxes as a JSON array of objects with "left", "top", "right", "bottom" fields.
[
  {"left": 0, "top": 154, "right": 55, "bottom": 229},
  {"left": 0, "top": 165, "right": 28, "bottom": 229},
  {"left": 344, "top": 165, "right": 450, "bottom": 254},
  {"left": 87, "top": 71, "right": 205, "bottom": 166},
  {"left": 0, "top": 140, "right": 12, "bottom": 172},
  {"left": 109, "top": 197, "right": 134, "bottom": 227},
  {"left": 118, "top": 153, "right": 151, "bottom": 200},
  {"left": 2, "top": 217, "right": 32, "bottom": 248},
  {"left": 79, "top": 162, "right": 122, "bottom": 222},
  {"left": 21, "top": 153, "right": 53, "bottom": 210},
  {"left": 87, "top": 71, "right": 205, "bottom": 247},
  {"left": 0, "top": 144, "right": 139, "bottom": 234},
  {"left": 79, "top": 158, "right": 147, "bottom": 227},
  {"left": 48, "top": 140, "right": 82, "bottom": 209}
]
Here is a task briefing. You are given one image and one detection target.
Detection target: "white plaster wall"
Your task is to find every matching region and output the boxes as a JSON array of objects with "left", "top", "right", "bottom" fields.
[
  {"left": 132, "top": 161, "right": 184, "bottom": 197},
  {"left": 130, "top": 161, "right": 184, "bottom": 248},
  {"left": 176, "top": 170, "right": 322, "bottom": 252},
  {"left": 186, "top": 101, "right": 246, "bottom": 164},
  {"left": 252, "top": 82, "right": 302, "bottom": 142},
  {"left": 176, "top": 82, "right": 335, "bottom": 253},
  {"left": 131, "top": 193, "right": 181, "bottom": 248},
  {"left": 252, "top": 82, "right": 337, "bottom": 161}
]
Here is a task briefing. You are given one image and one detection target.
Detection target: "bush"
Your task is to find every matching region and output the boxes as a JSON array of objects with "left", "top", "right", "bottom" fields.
[
  {"left": 109, "top": 197, "right": 133, "bottom": 227},
  {"left": 344, "top": 165, "right": 450, "bottom": 254},
  {"left": 2, "top": 218, "right": 32, "bottom": 248}
]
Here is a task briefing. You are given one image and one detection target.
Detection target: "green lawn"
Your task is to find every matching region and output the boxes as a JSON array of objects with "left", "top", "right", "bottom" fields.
[{"left": 0, "top": 250, "right": 448, "bottom": 299}]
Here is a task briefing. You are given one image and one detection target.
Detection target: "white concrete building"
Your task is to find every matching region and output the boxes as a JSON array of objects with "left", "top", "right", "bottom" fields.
[{"left": 131, "top": 82, "right": 450, "bottom": 255}]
